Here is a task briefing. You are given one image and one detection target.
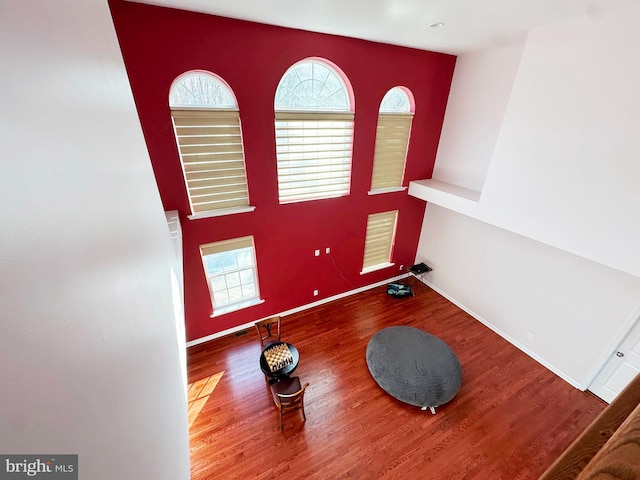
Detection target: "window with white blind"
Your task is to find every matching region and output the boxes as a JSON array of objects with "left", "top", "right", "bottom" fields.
[
  {"left": 361, "top": 210, "right": 398, "bottom": 273},
  {"left": 200, "top": 236, "right": 263, "bottom": 316},
  {"left": 274, "top": 59, "right": 354, "bottom": 203},
  {"left": 369, "top": 87, "right": 414, "bottom": 194},
  {"left": 170, "top": 72, "right": 253, "bottom": 219}
]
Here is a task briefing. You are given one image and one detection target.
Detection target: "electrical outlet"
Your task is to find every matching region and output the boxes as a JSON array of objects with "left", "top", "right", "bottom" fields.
[
  {"left": 314, "top": 249, "right": 320, "bottom": 256},
  {"left": 526, "top": 332, "right": 533, "bottom": 340},
  {"left": 313, "top": 289, "right": 318, "bottom": 296}
]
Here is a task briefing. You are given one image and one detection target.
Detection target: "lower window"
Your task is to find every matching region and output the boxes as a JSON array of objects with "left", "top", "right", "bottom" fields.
[
  {"left": 199, "top": 236, "right": 262, "bottom": 316},
  {"left": 361, "top": 210, "right": 398, "bottom": 274}
]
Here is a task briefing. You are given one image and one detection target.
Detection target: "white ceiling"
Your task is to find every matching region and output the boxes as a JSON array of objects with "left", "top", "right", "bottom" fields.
[{"left": 129, "top": 0, "right": 636, "bottom": 55}]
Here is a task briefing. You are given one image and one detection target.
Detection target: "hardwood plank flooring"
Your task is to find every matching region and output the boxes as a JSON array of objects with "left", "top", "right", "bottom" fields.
[{"left": 187, "top": 282, "right": 605, "bottom": 479}]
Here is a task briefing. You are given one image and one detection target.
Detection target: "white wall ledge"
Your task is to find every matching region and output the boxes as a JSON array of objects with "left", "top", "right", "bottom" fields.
[{"left": 408, "top": 179, "right": 481, "bottom": 208}]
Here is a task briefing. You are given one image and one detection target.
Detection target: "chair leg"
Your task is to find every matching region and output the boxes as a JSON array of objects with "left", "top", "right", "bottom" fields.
[{"left": 279, "top": 406, "right": 284, "bottom": 431}]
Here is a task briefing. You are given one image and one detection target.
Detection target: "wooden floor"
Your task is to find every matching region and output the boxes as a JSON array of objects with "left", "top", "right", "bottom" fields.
[{"left": 187, "top": 282, "right": 605, "bottom": 479}]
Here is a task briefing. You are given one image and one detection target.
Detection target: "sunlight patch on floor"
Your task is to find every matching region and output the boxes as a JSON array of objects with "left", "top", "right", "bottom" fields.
[{"left": 187, "top": 371, "right": 224, "bottom": 427}]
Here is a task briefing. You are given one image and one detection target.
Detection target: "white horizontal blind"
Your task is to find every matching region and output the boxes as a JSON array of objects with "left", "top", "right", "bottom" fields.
[
  {"left": 275, "top": 111, "right": 354, "bottom": 203},
  {"left": 370, "top": 113, "right": 413, "bottom": 190},
  {"left": 171, "top": 109, "right": 249, "bottom": 214},
  {"left": 362, "top": 211, "right": 398, "bottom": 270},
  {"left": 200, "top": 236, "right": 254, "bottom": 257}
]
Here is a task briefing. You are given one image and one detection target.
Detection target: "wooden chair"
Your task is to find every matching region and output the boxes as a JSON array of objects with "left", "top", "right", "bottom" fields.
[
  {"left": 269, "top": 376, "right": 309, "bottom": 431},
  {"left": 255, "top": 316, "right": 281, "bottom": 347}
]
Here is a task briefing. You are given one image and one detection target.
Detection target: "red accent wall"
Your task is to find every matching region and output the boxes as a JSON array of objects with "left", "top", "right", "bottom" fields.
[{"left": 109, "top": 0, "right": 456, "bottom": 342}]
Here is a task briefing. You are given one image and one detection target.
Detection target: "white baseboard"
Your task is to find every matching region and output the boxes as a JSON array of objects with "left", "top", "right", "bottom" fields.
[
  {"left": 186, "top": 274, "right": 408, "bottom": 348},
  {"left": 423, "top": 279, "right": 587, "bottom": 391}
]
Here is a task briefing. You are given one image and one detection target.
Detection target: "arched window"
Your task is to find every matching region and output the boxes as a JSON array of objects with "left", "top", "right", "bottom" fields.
[
  {"left": 274, "top": 58, "right": 355, "bottom": 203},
  {"left": 379, "top": 87, "right": 411, "bottom": 113},
  {"left": 169, "top": 72, "right": 252, "bottom": 218},
  {"left": 370, "top": 87, "right": 415, "bottom": 193}
]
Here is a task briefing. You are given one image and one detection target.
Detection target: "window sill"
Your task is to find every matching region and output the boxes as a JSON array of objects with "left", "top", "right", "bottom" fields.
[
  {"left": 189, "top": 206, "right": 256, "bottom": 220},
  {"left": 210, "top": 298, "right": 264, "bottom": 318},
  {"left": 367, "top": 186, "right": 407, "bottom": 195},
  {"left": 360, "top": 262, "right": 395, "bottom": 275}
]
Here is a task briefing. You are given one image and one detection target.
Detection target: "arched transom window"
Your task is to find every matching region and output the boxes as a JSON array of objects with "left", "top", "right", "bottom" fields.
[
  {"left": 274, "top": 59, "right": 354, "bottom": 204},
  {"left": 370, "top": 87, "right": 415, "bottom": 193},
  {"left": 379, "top": 87, "right": 411, "bottom": 113},
  {"left": 170, "top": 72, "right": 252, "bottom": 218},
  {"left": 170, "top": 73, "right": 236, "bottom": 107}
]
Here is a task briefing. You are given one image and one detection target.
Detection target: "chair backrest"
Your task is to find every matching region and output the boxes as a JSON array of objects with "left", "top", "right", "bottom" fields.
[
  {"left": 270, "top": 377, "right": 309, "bottom": 430},
  {"left": 275, "top": 383, "right": 309, "bottom": 409},
  {"left": 255, "top": 316, "right": 281, "bottom": 346}
]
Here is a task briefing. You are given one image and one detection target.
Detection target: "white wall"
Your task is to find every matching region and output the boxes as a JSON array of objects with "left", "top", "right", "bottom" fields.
[
  {"left": 432, "top": 42, "right": 524, "bottom": 193},
  {"left": 415, "top": 4, "right": 640, "bottom": 388},
  {"left": 479, "top": 4, "right": 640, "bottom": 278},
  {"left": 0, "top": 1, "right": 190, "bottom": 478},
  {"left": 418, "top": 206, "right": 640, "bottom": 388},
  {"left": 415, "top": 4, "right": 640, "bottom": 279}
]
